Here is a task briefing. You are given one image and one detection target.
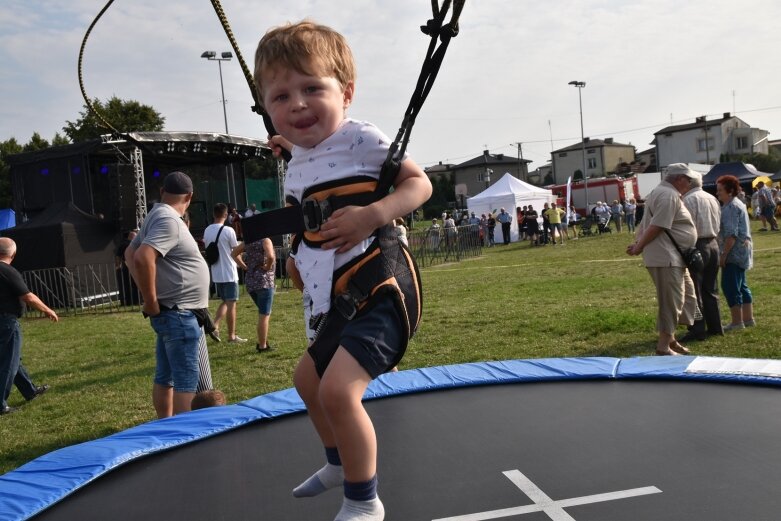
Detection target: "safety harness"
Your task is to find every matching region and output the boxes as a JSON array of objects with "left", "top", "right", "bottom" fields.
[{"left": 238, "top": 3, "right": 463, "bottom": 369}]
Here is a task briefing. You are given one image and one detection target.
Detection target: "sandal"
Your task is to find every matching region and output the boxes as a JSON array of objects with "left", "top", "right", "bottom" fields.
[{"left": 669, "top": 342, "right": 690, "bottom": 355}]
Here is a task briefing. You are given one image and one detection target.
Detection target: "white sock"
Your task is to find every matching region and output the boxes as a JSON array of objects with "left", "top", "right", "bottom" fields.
[
  {"left": 333, "top": 497, "right": 385, "bottom": 521},
  {"left": 292, "top": 463, "right": 344, "bottom": 497}
]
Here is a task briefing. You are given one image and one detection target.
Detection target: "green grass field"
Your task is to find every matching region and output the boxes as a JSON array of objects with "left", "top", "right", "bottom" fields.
[{"left": 1, "top": 224, "right": 779, "bottom": 474}]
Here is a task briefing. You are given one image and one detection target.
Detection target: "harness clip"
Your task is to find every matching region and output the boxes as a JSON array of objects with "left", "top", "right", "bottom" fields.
[
  {"left": 302, "top": 197, "right": 332, "bottom": 232},
  {"left": 333, "top": 293, "right": 357, "bottom": 320}
]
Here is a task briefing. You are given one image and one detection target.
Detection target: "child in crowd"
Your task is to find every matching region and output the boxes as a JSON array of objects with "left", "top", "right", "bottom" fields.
[{"left": 254, "top": 20, "right": 432, "bottom": 521}]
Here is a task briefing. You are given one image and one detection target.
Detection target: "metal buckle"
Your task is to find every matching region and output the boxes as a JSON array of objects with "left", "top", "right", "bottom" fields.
[
  {"left": 301, "top": 197, "right": 331, "bottom": 232},
  {"left": 333, "top": 293, "right": 357, "bottom": 320}
]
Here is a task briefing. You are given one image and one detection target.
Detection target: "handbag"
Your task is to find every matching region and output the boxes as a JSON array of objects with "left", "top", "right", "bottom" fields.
[
  {"left": 664, "top": 230, "right": 704, "bottom": 273},
  {"left": 204, "top": 225, "right": 226, "bottom": 265}
]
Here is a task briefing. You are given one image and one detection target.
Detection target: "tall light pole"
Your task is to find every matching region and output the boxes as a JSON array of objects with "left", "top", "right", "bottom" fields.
[
  {"left": 201, "top": 51, "right": 232, "bottom": 133},
  {"left": 201, "top": 51, "right": 237, "bottom": 207},
  {"left": 568, "top": 80, "right": 588, "bottom": 215}
]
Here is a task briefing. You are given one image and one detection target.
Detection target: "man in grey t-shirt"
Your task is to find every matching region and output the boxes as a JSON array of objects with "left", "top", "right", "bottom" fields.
[{"left": 126, "top": 171, "right": 210, "bottom": 418}]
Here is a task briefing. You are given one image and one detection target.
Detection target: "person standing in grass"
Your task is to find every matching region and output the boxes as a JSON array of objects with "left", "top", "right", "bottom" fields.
[
  {"left": 544, "top": 202, "right": 565, "bottom": 245},
  {"left": 204, "top": 203, "right": 247, "bottom": 344},
  {"left": 626, "top": 164, "right": 698, "bottom": 356},
  {"left": 0, "top": 238, "right": 57, "bottom": 416},
  {"left": 716, "top": 175, "right": 755, "bottom": 331},
  {"left": 681, "top": 172, "right": 723, "bottom": 341},
  {"left": 126, "top": 171, "right": 210, "bottom": 418},
  {"left": 232, "top": 238, "right": 276, "bottom": 352}
]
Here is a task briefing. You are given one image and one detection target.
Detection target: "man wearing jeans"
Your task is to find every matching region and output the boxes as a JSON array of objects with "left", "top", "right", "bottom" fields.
[
  {"left": 0, "top": 238, "right": 58, "bottom": 415},
  {"left": 126, "top": 171, "right": 210, "bottom": 418},
  {"left": 204, "top": 203, "right": 247, "bottom": 343}
]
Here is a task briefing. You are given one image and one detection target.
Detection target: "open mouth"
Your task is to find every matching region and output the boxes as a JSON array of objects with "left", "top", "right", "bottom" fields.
[{"left": 293, "top": 117, "right": 317, "bottom": 130}]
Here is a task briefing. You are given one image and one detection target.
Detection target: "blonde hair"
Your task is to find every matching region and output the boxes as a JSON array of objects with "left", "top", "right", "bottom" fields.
[{"left": 254, "top": 20, "right": 356, "bottom": 108}]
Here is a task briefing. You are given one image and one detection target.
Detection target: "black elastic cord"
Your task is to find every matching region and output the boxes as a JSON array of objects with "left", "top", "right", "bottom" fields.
[{"left": 375, "top": 0, "right": 463, "bottom": 196}]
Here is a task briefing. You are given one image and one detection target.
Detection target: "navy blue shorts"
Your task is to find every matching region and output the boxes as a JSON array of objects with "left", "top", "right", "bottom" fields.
[{"left": 309, "top": 295, "right": 405, "bottom": 379}]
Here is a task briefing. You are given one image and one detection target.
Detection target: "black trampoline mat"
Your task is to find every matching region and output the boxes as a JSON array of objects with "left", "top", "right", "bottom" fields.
[{"left": 33, "top": 380, "right": 781, "bottom": 521}]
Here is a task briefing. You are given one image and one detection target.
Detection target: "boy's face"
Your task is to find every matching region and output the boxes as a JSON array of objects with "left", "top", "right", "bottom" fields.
[{"left": 261, "top": 65, "right": 354, "bottom": 149}]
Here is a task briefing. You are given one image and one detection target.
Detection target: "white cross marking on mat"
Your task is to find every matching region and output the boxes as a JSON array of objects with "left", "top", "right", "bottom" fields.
[{"left": 432, "top": 469, "right": 662, "bottom": 521}]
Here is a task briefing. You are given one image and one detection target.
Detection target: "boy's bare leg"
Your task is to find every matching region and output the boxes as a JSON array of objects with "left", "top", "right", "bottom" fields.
[
  {"left": 292, "top": 354, "right": 343, "bottom": 497},
  {"left": 320, "top": 347, "right": 376, "bottom": 482},
  {"left": 321, "top": 347, "right": 384, "bottom": 520}
]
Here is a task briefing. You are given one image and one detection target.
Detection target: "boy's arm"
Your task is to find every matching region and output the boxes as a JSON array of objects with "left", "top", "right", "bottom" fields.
[{"left": 319, "top": 159, "right": 432, "bottom": 253}]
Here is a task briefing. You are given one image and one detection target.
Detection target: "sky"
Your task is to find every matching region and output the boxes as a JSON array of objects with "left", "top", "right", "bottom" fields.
[{"left": 2, "top": 0, "right": 780, "bottom": 171}]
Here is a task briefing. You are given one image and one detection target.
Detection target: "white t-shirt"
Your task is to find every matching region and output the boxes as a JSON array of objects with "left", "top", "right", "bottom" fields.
[
  {"left": 285, "top": 118, "right": 392, "bottom": 331},
  {"left": 203, "top": 222, "right": 239, "bottom": 283}
]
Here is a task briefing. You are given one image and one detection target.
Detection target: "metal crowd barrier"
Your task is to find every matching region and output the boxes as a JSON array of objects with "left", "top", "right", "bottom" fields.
[
  {"left": 408, "top": 223, "right": 482, "bottom": 268},
  {"left": 20, "top": 229, "right": 479, "bottom": 316}
]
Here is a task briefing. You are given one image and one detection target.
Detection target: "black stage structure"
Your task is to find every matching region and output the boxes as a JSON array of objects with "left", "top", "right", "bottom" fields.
[
  {"left": 6, "top": 131, "right": 278, "bottom": 240},
  {"left": 1, "top": 356, "right": 780, "bottom": 521},
  {"left": 4, "top": 132, "right": 278, "bottom": 307}
]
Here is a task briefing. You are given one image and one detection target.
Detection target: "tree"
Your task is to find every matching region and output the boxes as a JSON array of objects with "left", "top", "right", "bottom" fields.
[
  {"left": 734, "top": 151, "right": 781, "bottom": 174},
  {"left": 0, "top": 133, "right": 71, "bottom": 208},
  {"left": 422, "top": 173, "right": 454, "bottom": 219},
  {"left": 0, "top": 138, "right": 24, "bottom": 208},
  {"left": 63, "top": 96, "right": 165, "bottom": 142}
]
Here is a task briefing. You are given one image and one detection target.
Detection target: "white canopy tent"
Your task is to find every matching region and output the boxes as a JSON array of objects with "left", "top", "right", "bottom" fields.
[{"left": 467, "top": 172, "right": 555, "bottom": 243}]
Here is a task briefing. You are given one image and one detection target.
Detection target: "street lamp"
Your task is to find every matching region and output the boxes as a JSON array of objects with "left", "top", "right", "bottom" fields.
[
  {"left": 201, "top": 51, "right": 233, "bottom": 134},
  {"left": 202, "top": 50, "right": 236, "bottom": 206},
  {"left": 568, "top": 80, "right": 589, "bottom": 215}
]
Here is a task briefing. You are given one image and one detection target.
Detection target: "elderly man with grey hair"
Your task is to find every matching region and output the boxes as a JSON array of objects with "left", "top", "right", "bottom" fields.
[
  {"left": 626, "top": 163, "right": 698, "bottom": 355},
  {"left": 680, "top": 170, "right": 724, "bottom": 341}
]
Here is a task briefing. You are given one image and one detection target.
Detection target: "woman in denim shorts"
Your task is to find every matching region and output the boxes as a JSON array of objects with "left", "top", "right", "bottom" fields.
[{"left": 234, "top": 238, "right": 276, "bottom": 352}]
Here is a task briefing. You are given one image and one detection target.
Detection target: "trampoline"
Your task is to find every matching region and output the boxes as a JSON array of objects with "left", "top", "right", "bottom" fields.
[{"left": 2, "top": 355, "right": 781, "bottom": 521}]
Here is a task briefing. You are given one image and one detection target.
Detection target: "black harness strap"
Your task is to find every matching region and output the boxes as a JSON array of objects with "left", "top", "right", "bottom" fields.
[{"left": 375, "top": 0, "right": 465, "bottom": 197}]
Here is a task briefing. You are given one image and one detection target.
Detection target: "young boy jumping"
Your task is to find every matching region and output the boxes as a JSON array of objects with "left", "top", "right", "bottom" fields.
[{"left": 254, "top": 21, "right": 432, "bottom": 521}]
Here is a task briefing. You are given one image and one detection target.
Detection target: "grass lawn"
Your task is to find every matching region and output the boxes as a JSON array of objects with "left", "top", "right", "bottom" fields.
[{"left": 1, "top": 223, "right": 779, "bottom": 474}]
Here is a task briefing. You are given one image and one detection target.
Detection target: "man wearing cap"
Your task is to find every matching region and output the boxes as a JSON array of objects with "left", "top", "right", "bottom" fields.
[
  {"left": 681, "top": 170, "right": 724, "bottom": 341},
  {"left": 125, "top": 171, "right": 211, "bottom": 418},
  {"left": 626, "top": 163, "right": 698, "bottom": 356}
]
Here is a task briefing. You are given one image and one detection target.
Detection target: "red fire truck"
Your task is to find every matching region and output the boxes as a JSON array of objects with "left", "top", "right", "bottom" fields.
[{"left": 550, "top": 177, "right": 639, "bottom": 217}]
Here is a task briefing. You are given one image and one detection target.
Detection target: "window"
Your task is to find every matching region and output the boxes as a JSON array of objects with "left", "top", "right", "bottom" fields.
[
  {"left": 736, "top": 136, "right": 748, "bottom": 150},
  {"left": 587, "top": 149, "right": 595, "bottom": 154},
  {"left": 587, "top": 158, "right": 597, "bottom": 169},
  {"left": 558, "top": 152, "right": 568, "bottom": 158},
  {"left": 697, "top": 137, "right": 714, "bottom": 152}
]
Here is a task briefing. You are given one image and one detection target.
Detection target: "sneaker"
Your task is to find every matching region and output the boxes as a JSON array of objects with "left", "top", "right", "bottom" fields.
[
  {"left": 743, "top": 319, "right": 756, "bottom": 327},
  {"left": 759, "top": 228, "right": 768, "bottom": 232},
  {"left": 723, "top": 322, "right": 745, "bottom": 332},
  {"left": 0, "top": 405, "right": 18, "bottom": 415},
  {"left": 256, "top": 343, "right": 274, "bottom": 353},
  {"left": 228, "top": 336, "right": 248, "bottom": 344}
]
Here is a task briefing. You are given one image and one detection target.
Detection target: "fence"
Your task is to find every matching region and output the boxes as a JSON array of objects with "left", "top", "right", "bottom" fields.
[
  {"left": 408, "top": 223, "right": 482, "bottom": 268},
  {"left": 21, "top": 231, "right": 479, "bottom": 317},
  {"left": 22, "top": 263, "right": 142, "bottom": 316}
]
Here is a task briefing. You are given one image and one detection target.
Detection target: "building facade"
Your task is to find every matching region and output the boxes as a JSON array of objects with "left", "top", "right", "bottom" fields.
[
  {"left": 425, "top": 150, "right": 531, "bottom": 207},
  {"left": 654, "top": 113, "right": 769, "bottom": 169},
  {"left": 550, "top": 138, "right": 636, "bottom": 185}
]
